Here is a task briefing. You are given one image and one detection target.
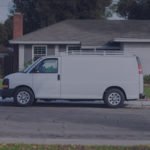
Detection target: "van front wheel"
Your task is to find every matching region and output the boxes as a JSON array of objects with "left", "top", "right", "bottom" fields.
[
  {"left": 104, "top": 88, "right": 125, "bottom": 108},
  {"left": 14, "top": 87, "right": 34, "bottom": 106}
]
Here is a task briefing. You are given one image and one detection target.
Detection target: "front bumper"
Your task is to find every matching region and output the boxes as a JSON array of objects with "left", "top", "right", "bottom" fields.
[{"left": 1, "top": 89, "right": 14, "bottom": 99}]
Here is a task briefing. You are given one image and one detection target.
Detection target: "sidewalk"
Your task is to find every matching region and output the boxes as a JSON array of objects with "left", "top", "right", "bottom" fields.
[
  {"left": 0, "top": 137, "right": 150, "bottom": 146},
  {"left": 125, "top": 99, "right": 150, "bottom": 108}
]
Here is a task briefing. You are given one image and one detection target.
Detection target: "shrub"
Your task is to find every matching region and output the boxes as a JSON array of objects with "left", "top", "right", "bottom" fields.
[
  {"left": 0, "top": 64, "right": 4, "bottom": 78},
  {"left": 144, "top": 75, "right": 150, "bottom": 84}
]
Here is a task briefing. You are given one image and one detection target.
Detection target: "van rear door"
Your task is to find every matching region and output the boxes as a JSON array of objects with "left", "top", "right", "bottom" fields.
[{"left": 136, "top": 56, "right": 144, "bottom": 98}]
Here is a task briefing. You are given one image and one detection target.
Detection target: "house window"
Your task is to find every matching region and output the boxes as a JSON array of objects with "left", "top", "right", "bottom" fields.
[
  {"left": 32, "top": 45, "right": 47, "bottom": 61},
  {"left": 68, "top": 46, "right": 81, "bottom": 51},
  {"left": 67, "top": 45, "right": 81, "bottom": 53}
]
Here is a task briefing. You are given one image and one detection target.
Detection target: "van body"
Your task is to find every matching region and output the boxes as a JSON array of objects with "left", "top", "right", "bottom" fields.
[{"left": 1, "top": 54, "right": 144, "bottom": 108}]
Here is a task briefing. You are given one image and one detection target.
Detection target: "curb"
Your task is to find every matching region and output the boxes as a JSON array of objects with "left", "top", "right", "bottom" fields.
[
  {"left": 0, "top": 138, "right": 150, "bottom": 146},
  {"left": 125, "top": 100, "right": 150, "bottom": 108}
]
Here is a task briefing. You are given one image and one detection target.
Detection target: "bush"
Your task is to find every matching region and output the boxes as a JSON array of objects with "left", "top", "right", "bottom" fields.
[
  {"left": 144, "top": 75, "right": 150, "bottom": 84},
  {"left": 0, "top": 79, "right": 2, "bottom": 89},
  {"left": 0, "top": 64, "right": 3, "bottom": 79}
]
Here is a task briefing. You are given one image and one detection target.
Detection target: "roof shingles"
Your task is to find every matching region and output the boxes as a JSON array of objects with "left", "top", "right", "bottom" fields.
[{"left": 10, "top": 20, "right": 150, "bottom": 46}]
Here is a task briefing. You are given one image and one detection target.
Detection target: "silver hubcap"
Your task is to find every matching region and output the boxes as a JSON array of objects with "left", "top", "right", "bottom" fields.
[
  {"left": 17, "top": 91, "right": 30, "bottom": 105},
  {"left": 108, "top": 92, "right": 121, "bottom": 106}
]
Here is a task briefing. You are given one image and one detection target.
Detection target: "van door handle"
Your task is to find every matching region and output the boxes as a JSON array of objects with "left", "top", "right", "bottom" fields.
[{"left": 57, "top": 74, "right": 60, "bottom": 81}]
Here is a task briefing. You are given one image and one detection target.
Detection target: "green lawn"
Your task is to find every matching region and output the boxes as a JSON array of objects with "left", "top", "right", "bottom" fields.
[
  {"left": 144, "top": 85, "right": 150, "bottom": 98},
  {"left": 0, "top": 145, "right": 149, "bottom": 150}
]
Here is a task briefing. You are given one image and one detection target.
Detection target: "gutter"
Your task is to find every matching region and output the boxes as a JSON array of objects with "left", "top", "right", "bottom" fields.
[
  {"left": 114, "top": 38, "right": 150, "bottom": 43},
  {"left": 9, "top": 40, "right": 81, "bottom": 45}
]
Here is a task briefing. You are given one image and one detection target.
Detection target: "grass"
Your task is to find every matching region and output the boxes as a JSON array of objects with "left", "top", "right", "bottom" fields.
[
  {"left": 0, "top": 145, "right": 149, "bottom": 150},
  {"left": 144, "top": 85, "right": 150, "bottom": 98}
]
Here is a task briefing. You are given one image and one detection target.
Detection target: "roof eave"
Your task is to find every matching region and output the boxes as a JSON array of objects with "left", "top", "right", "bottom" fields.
[
  {"left": 9, "top": 40, "right": 81, "bottom": 45},
  {"left": 114, "top": 38, "right": 150, "bottom": 43}
]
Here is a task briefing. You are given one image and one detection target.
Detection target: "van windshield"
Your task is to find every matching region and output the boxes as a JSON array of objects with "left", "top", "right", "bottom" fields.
[{"left": 23, "top": 58, "right": 42, "bottom": 73}]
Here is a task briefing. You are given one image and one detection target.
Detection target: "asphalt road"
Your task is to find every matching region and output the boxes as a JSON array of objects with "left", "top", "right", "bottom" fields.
[{"left": 0, "top": 99, "right": 150, "bottom": 145}]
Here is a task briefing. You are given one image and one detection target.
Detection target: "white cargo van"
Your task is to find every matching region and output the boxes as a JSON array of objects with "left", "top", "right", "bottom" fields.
[{"left": 1, "top": 52, "right": 144, "bottom": 108}]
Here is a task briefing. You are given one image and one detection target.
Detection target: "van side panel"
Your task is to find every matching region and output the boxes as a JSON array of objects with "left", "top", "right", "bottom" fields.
[
  {"left": 61, "top": 56, "right": 103, "bottom": 99},
  {"left": 61, "top": 56, "right": 139, "bottom": 100}
]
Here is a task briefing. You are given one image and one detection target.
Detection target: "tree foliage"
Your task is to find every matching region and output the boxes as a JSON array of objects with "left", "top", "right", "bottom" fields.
[
  {"left": 0, "top": 17, "right": 13, "bottom": 46},
  {"left": 0, "top": 0, "right": 112, "bottom": 46},
  {"left": 13, "top": 0, "right": 112, "bottom": 33},
  {"left": 0, "top": 23, "right": 7, "bottom": 45},
  {"left": 117, "top": 0, "right": 150, "bottom": 19}
]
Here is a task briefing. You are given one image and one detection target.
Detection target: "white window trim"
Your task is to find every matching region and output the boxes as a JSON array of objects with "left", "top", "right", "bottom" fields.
[
  {"left": 55, "top": 45, "right": 59, "bottom": 55},
  {"left": 66, "top": 45, "right": 69, "bottom": 53},
  {"left": 32, "top": 45, "right": 48, "bottom": 62},
  {"left": 19, "top": 44, "right": 25, "bottom": 71},
  {"left": 66, "top": 45, "right": 81, "bottom": 53}
]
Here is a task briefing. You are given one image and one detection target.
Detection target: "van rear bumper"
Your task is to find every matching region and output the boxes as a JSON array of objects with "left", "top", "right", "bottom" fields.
[{"left": 139, "top": 93, "right": 145, "bottom": 99}]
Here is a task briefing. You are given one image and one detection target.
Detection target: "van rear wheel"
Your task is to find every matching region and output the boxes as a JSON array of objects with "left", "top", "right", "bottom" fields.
[
  {"left": 104, "top": 88, "right": 125, "bottom": 108},
  {"left": 14, "top": 87, "right": 34, "bottom": 106}
]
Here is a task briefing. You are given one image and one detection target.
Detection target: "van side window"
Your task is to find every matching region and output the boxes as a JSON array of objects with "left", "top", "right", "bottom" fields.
[{"left": 37, "top": 59, "right": 58, "bottom": 73}]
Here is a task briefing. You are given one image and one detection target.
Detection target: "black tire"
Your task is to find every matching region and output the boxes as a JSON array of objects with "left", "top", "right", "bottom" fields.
[
  {"left": 104, "top": 88, "right": 125, "bottom": 108},
  {"left": 33, "top": 98, "right": 38, "bottom": 105},
  {"left": 14, "top": 87, "right": 34, "bottom": 107}
]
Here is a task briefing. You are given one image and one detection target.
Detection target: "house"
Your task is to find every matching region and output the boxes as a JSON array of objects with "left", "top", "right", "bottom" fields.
[{"left": 10, "top": 13, "right": 150, "bottom": 75}]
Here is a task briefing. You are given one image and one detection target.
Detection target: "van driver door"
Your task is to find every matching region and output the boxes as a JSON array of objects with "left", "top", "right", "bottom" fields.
[{"left": 31, "top": 58, "right": 61, "bottom": 99}]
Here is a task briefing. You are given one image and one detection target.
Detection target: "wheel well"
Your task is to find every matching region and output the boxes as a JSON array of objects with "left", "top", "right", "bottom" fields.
[
  {"left": 103, "top": 86, "right": 127, "bottom": 100},
  {"left": 14, "top": 85, "right": 35, "bottom": 98}
]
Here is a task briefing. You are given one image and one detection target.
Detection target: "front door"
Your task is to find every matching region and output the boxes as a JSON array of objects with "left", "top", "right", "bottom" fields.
[{"left": 32, "top": 58, "right": 61, "bottom": 99}]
